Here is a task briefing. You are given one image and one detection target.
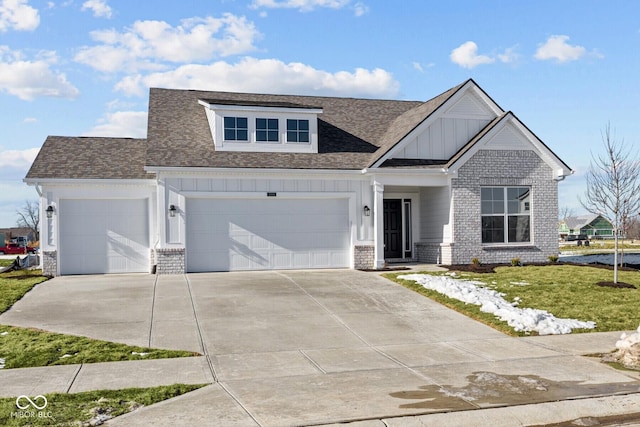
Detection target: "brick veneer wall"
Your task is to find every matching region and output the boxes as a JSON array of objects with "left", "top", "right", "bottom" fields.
[
  {"left": 42, "top": 250, "right": 57, "bottom": 277},
  {"left": 156, "top": 248, "right": 185, "bottom": 274},
  {"left": 416, "top": 242, "right": 453, "bottom": 264},
  {"left": 354, "top": 245, "right": 375, "bottom": 270},
  {"left": 451, "top": 150, "right": 559, "bottom": 264}
]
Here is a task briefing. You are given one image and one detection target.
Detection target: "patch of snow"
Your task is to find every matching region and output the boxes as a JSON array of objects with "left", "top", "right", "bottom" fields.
[
  {"left": 510, "top": 281, "right": 529, "bottom": 286},
  {"left": 0, "top": 358, "right": 5, "bottom": 369},
  {"left": 612, "top": 325, "right": 640, "bottom": 368},
  {"left": 60, "top": 354, "right": 73, "bottom": 359},
  {"left": 0, "top": 332, "right": 7, "bottom": 336},
  {"left": 132, "top": 352, "right": 149, "bottom": 357},
  {"left": 398, "top": 274, "right": 596, "bottom": 335}
]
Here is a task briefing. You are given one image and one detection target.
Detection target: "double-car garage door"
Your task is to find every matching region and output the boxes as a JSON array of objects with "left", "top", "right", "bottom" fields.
[{"left": 186, "top": 198, "right": 351, "bottom": 272}]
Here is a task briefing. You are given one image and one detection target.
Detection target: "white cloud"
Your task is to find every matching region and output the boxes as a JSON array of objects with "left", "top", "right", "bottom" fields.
[
  {"left": 251, "top": 0, "right": 351, "bottom": 12},
  {"left": 115, "top": 57, "right": 400, "bottom": 99},
  {"left": 534, "top": 35, "right": 588, "bottom": 63},
  {"left": 22, "top": 117, "right": 37, "bottom": 123},
  {"left": 0, "top": 147, "right": 39, "bottom": 169},
  {"left": 0, "top": 0, "right": 40, "bottom": 32},
  {"left": 81, "top": 0, "right": 112, "bottom": 18},
  {"left": 412, "top": 62, "right": 423, "bottom": 73},
  {"left": 352, "top": 2, "right": 368, "bottom": 16},
  {"left": 497, "top": 46, "right": 520, "bottom": 64},
  {"left": 0, "top": 46, "right": 80, "bottom": 100},
  {"left": 450, "top": 41, "right": 495, "bottom": 69},
  {"left": 74, "top": 14, "right": 261, "bottom": 73},
  {"left": 82, "top": 111, "right": 148, "bottom": 138}
]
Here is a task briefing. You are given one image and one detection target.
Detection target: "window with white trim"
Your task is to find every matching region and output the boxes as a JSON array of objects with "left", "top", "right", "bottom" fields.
[
  {"left": 256, "top": 118, "right": 279, "bottom": 142},
  {"left": 481, "top": 187, "right": 531, "bottom": 243},
  {"left": 223, "top": 117, "right": 248, "bottom": 141},
  {"left": 286, "top": 119, "right": 310, "bottom": 143}
]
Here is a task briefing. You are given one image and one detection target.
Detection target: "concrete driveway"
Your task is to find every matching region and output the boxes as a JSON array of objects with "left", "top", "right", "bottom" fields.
[{"left": 1, "top": 270, "right": 639, "bottom": 426}]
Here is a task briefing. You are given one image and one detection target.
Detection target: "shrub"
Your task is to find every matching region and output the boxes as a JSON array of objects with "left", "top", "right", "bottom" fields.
[
  {"left": 510, "top": 257, "right": 521, "bottom": 267},
  {"left": 548, "top": 254, "right": 559, "bottom": 264},
  {"left": 471, "top": 257, "right": 481, "bottom": 266}
]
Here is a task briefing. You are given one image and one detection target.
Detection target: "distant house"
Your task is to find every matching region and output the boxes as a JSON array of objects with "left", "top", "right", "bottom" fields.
[
  {"left": 0, "top": 227, "right": 36, "bottom": 244},
  {"left": 560, "top": 215, "right": 613, "bottom": 238}
]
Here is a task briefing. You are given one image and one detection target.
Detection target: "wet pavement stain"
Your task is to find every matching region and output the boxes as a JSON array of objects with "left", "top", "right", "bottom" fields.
[{"left": 390, "top": 371, "right": 640, "bottom": 409}]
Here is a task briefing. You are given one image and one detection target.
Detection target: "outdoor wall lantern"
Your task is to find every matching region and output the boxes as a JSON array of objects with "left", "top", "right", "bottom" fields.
[
  {"left": 363, "top": 205, "right": 371, "bottom": 217},
  {"left": 169, "top": 204, "right": 177, "bottom": 218},
  {"left": 46, "top": 205, "right": 55, "bottom": 219}
]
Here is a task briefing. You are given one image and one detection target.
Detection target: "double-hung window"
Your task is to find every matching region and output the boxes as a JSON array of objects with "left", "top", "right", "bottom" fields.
[
  {"left": 286, "top": 119, "right": 310, "bottom": 143},
  {"left": 481, "top": 187, "right": 531, "bottom": 244},
  {"left": 256, "top": 118, "right": 279, "bottom": 142},
  {"left": 223, "top": 117, "right": 248, "bottom": 141}
]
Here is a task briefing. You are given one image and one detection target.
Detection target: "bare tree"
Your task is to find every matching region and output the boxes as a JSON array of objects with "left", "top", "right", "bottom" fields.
[
  {"left": 16, "top": 200, "right": 39, "bottom": 242},
  {"left": 558, "top": 206, "right": 575, "bottom": 221},
  {"left": 580, "top": 123, "right": 640, "bottom": 283}
]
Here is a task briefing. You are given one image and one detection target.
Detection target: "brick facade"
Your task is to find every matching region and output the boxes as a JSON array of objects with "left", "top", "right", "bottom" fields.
[
  {"left": 416, "top": 242, "right": 453, "bottom": 264},
  {"left": 450, "top": 149, "right": 559, "bottom": 265},
  {"left": 42, "top": 250, "right": 57, "bottom": 277},
  {"left": 155, "top": 248, "right": 185, "bottom": 274},
  {"left": 353, "top": 245, "right": 375, "bottom": 270}
]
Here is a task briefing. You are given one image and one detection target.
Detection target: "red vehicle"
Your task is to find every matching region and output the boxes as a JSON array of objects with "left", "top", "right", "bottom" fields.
[{"left": 0, "top": 243, "right": 36, "bottom": 255}]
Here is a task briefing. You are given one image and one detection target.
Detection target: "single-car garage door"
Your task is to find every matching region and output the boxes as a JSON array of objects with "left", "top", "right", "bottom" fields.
[
  {"left": 59, "top": 199, "right": 150, "bottom": 275},
  {"left": 186, "top": 198, "right": 351, "bottom": 272}
]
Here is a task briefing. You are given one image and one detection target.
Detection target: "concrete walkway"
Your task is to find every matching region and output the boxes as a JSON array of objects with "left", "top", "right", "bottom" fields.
[{"left": 0, "top": 270, "right": 639, "bottom": 426}]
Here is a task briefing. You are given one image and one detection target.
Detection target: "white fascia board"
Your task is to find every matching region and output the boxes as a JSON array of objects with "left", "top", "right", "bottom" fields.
[
  {"left": 363, "top": 168, "right": 450, "bottom": 187},
  {"left": 370, "top": 80, "right": 504, "bottom": 169},
  {"left": 24, "top": 178, "right": 156, "bottom": 187},
  {"left": 198, "top": 100, "right": 323, "bottom": 115},
  {"left": 145, "top": 166, "right": 367, "bottom": 180}
]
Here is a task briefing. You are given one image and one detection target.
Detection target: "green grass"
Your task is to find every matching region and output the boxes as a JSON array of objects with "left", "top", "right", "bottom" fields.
[
  {"left": 0, "top": 259, "right": 16, "bottom": 268},
  {"left": 0, "top": 269, "right": 48, "bottom": 314},
  {"left": 0, "top": 384, "right": 206, "bottom": 426},
  {"left": 0, "top": 325, "right": 199, "bottom": 369},
  {"left": 0, "top": 270, "right": 199, "bottom": 369},
  {"left": 386, "top": 265, "right": 640, "bottom": 336}
]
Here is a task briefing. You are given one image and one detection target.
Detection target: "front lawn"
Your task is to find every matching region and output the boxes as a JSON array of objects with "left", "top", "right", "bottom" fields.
[
  {"left": 386, "top": 265, "right": 640, "bottom": 336},
  {"left": 0, "top": 384, "right": 206, "bottom": 426},
  {"left": 0, "top": 270, "right": 199, "bottom": 369}
]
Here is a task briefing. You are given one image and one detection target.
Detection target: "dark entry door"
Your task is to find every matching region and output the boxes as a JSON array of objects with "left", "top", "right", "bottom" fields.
[{"left": 384, "top": 199, "right": 402, "bottom": 259}]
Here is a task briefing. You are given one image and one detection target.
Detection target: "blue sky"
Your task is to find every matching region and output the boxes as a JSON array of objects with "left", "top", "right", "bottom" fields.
[{"left": 1, "top": 0, "right": 639, "bottom": 227}]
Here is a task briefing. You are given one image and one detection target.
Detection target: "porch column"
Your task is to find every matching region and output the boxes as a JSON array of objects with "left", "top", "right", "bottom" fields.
[{"left": 373, "top": 180, "right": 385, "bottom": 269}]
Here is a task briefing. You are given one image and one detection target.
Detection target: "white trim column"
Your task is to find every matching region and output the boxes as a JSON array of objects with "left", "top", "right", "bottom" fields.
[{"left": 373, "top": 180, "right": 385, "bottom": 269}]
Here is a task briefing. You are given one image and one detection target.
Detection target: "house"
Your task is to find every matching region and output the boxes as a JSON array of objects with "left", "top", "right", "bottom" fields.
[
  {"left": 560, "top": 214, "right": 614, "bottom": 239},
  {"left": 25, "top": 79, "right": 572, "bottom": 276}
]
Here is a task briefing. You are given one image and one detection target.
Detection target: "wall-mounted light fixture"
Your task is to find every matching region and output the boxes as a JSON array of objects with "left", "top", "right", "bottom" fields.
[
  {"left": 46, "top": 205, "right": 55, "bottom": 219},
  {"left": 363, "top": 205, "right": 371, "bottom": 217},
  {"left": 169, "top": 204, "right": 177, "bottom": 218}
]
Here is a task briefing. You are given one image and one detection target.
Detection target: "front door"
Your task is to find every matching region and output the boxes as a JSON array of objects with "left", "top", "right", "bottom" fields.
[{"left": 384, "top": 199, "right": 403, "bottom": 259}]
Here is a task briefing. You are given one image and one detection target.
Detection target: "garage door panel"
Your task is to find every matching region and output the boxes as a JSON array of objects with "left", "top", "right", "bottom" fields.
[
  {"left": 59, "top": 199, "right": 149, "bottom": 275},
  {"left": 187, "top": 198, "right": 350, "bottom": 272}
]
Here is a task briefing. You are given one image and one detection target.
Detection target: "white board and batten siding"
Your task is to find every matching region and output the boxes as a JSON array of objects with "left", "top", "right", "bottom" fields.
[{"left": 58, "top": 199, "right": 150, "bottom": 275}]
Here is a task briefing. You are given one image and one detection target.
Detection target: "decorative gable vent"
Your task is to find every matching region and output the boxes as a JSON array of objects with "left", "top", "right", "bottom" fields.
[
  {"left": 444, "top": 92, "right": 494, "bottom": 118},
  {"left": 484, "top": 123, "right": 531, "bottom": 150}
]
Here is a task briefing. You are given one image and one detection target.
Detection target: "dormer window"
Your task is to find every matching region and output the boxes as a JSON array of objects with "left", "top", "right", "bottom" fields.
[
  {"left": 224, "top": 117, "right": 248, "bottom": 141},
  {"left": 287, "top": 119, "right": 309, "bottom": 143},
  {"left": 199, "top": 98, "right": 322, "bottom": 153},
  {"left": 256, "top": 118, "right": 279, "bottom": 142}
]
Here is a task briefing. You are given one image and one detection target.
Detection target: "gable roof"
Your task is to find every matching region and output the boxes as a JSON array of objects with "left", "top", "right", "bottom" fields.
[
  {"left": 26, "top": 136, "right": 150, "bottom": 180},
  {"left": 563, "top": 214, "right": 611, "bottom": 230}
]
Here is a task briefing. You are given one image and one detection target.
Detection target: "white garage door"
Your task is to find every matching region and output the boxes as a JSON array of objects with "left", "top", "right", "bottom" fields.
[
  {"left": 186, "top": 198, "right": 351, "bottom": 272},
  {"left": 59, "top": 199, "right": 150, "bottom": 275}
]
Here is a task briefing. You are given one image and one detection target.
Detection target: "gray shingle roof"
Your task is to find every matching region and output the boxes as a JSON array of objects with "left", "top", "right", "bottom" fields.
[
  {"left": 26, "top": 136, "right": 150, "bottom": 180},
  {"left": 26, "top": 80, "right": 483, "bottom": 179}
]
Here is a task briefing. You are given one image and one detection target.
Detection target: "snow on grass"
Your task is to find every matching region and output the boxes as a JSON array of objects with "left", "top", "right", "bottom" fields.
[
  {"left": 399, "top": 274, "right": 596, "bottom": 335},
  {"left": 0, "top": 358, "right": 4, "bottom": 369}
]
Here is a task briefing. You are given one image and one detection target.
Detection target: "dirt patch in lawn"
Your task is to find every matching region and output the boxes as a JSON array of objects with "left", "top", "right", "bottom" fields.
[{"left": 596, "top": 281, "right": 637, "bottom": 289}]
